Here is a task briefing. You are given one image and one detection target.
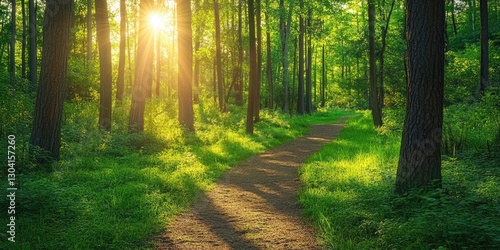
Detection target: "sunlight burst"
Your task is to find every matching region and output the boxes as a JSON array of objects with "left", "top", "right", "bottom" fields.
[{"left": 149, "top": 13, "right": 165, "bottom": 31}]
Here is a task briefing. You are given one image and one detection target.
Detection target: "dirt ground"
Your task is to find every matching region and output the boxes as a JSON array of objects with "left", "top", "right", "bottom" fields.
[{"left": 155, "top": 117, "right": 349, "bottom": 249}]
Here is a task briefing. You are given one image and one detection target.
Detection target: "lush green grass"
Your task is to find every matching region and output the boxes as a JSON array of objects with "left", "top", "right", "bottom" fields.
[
  {"left": 299, "top": 111, "right": 500, "bottom": 249},
  {"left": 0, "top": 95, "right": 352, "bottom": 249}
]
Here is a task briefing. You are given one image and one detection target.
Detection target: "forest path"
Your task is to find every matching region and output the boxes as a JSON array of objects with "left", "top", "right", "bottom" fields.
[{"left": 155, "top": 116, "right": 351, "bottom": 250}]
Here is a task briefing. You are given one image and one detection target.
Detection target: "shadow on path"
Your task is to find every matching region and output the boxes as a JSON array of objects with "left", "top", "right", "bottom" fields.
[{"left": 155, "top": 118, "right": 350, "bottom": 250}]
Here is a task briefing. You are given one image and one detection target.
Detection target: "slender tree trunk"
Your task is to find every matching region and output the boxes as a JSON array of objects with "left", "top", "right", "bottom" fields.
[
  {"left": 9, "top": 0, "right": 16, "bottom": 80},
  {"left": 156, "top": 28, "right": 161, "bottom": 96},
  {"left": 193, "top": 0, "right": 201, "bottom": 103},
  {"left": 116, "top": 0, "right": 126, "bottom": 101},
  {"left": 30, "top": 0, "right": 74, "bottom": 162},
  {"left": 235, "top": 0, "right": 243, "bottom": 106},
  {"left": 254, "top": 0, "right": 262, "bottom": 121},
  {"left": 21, "top": 0, "right": 26, "bottom": 78},
  {"left": 396, "top": 0, "right": 445, "bottom": 194},
  {"left": 378, "top": 0, "right": 395, "bottom": 111},
  {"left": 87, "top": 0, "right": 92, "bottom": 62},
  {"left": 265, "top": 0, "right": 273, "bottom": 109},
  {"left": 95, "top": 0, "right": 113, "bottom": 131},
  {"left": 177, "top": 0, "right": 194, "bottom": 131},
  {"left": 321, "top": 44, "right": 325, "bottom": 107},
  {"left": 479, "top": 0, "right": 488, "bottom": 93},
  {"left": 305, "top": 9, "right": 313, "bottom": 114},
  {"left": 129, "top": 0, "right": 153, "bottom": 133},
  {"left": 368, "top": 0, "right": 382, "bottom": 127},
  {"left": 214, "top": 0, "right": 225, "bottom": 112},
  {"left": 450, "top": 0, "right": 458, "bottom": 35},
  {"left": 279, "top": 0, "right": 294, "bottom": 113},
  {"left": 297, "top": 6, "right": 305, "bottom": 116},
  {"left": 246, "top": 0, "right": 258, "bottom": 134},
  {"left": 28, "top": 0, "right": 36, "bottom": 89}
]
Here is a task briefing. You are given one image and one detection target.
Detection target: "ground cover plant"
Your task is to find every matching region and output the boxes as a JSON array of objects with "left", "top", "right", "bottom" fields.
[
  {"left": 0, "top": 94, "right": 351, "bottom": 249},
  {"left": 299, "top": 111, "right": 500, "bottom": 249}
]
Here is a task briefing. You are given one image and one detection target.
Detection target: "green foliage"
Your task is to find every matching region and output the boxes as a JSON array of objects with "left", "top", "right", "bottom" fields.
[
  {"left": 299, "top": 111, "right": 500, "bottom": 249},
  {"left": 443, "top": 92, "right": 500, "bottom": 156},
  {"left": 0, "top": 96, "right": 334, "bottom": 249},
  {"left": 66, "top": 58, "right": 99, "bottom": 101}
]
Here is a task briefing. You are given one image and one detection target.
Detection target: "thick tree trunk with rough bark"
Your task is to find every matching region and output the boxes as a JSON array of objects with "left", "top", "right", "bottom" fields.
[
  {"left": 30, "top": 0, "right": 74, "bottom": 162},
  {"left": 95, "top": 0, "right": 113, "bottom": 131},
  {"left": 396, "top": 0, "right": 445, "bottom": 194}
]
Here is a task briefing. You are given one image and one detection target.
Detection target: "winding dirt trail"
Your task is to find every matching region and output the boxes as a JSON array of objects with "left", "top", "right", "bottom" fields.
[{"left": 155, "top": 117, "right": 350, "bottom": 250}]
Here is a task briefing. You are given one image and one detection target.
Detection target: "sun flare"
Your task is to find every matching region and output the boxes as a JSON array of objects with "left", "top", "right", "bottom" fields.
[{"left": 149, "top": 13, "right": 165, "bottom": 30}]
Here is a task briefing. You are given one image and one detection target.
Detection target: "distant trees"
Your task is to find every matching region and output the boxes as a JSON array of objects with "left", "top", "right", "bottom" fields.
[
  {"left": 95, "top": 0, "right": 113, "bottom": 131},
  {"left": 396, "top": 0, "right": 445, "bottom": 193},
  {"left": 28, "top": 0, "right": 36, "bottom": 88},
  {"left": 30, "top": 0, "right": 74, "bottom": 162}
]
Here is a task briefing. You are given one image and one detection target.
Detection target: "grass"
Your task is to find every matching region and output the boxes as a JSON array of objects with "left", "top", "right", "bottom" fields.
[
  {"left": 299, "top": 111, "right": 500, "bottom": 249},
  {"left": 0, "top": 94, "right": 353, "bottom": 249}
]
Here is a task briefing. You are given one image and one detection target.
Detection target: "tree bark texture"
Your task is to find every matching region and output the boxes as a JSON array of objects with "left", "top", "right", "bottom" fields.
[
  {"left": 396, "top": 0, "right": 445, "bottom": 194},
  {"left": 246, "top": 0, "right": 258, "bottom": 134},
  {"left": 177, "top": 0, "right": 194, "bottom": 131},
  {"left": 95, "top": 0, "right": 113, "bottom": 131},
  {"left": 297, "top": 8, "right": 305, "bottom": 116},
  {"left": 30, "top": 0, "right": 74, "bottom": 162}
]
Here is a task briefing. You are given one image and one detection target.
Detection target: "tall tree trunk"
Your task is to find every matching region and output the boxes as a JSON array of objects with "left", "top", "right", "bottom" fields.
[
  {"left": 116, "top": 0, "right": 126, "bottom": 101},
  {"left": 21, "top": 0, "right": 26, "bottom": 78},
  {"left": 265, "top": 0, "right": 273, "bottom": 109},
  {"left": 214, "top": 0, "right": 225, "bottom": 112},
  {"left": 297, "top": 6, "right": 305, "bottom": 116},
  {"left": 9, "top": 0, "right": 16, "bottom": 81},
  {"left": 129, "top": 0, "right": 153, "bottom": 133},
  {"left": 30, "top": 0, "right": 74, "bottom": 162},
  {"left": 156, "top": 27, "right": 161, "bottom": 96},
  {"left": 246, "top": 0, "right": 258, "bottom": 134},
  {"left": 193, "top": 0, "right": 201, "bottom": 103},
  {"left": 450, "top": 0, "right": 458, "bottom": 35},
  {"left": 368, "top": 0, "right": 382, "bottom": 127},
  {"left": 235, "top": 0, "right": 243, "bottom": 106},
  {"left": 479, "top": 0, "right": 488, "bottom": 93},
  {"left": 87, "top": 0, "right": 92, "bottom": 62},
  {"left": 321, "top": 44, "right": 325, "bottom": 107},
  {"left": 28, "top": 0, "right": 36, "bottom": 89},
  {"left": 279, "top": 0, "right": 294, "bottom": 113},
  {"left": 378, "top": 0, "right": 396, "bottom": 111},
  {"left": 396, "top": 0, "right": 445, "bottom": 194},
  {"left": 254, "top": 0, "right": 262, "bottom": 121},
  {"left": 95, "top": 0, "right": 113, "bottom": 131},
  {"left": 177, "top": 0, "right": 194, "bottom": 131},
  {"left": 305, "top": 9, "right": 313, "bottom": 115}
]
